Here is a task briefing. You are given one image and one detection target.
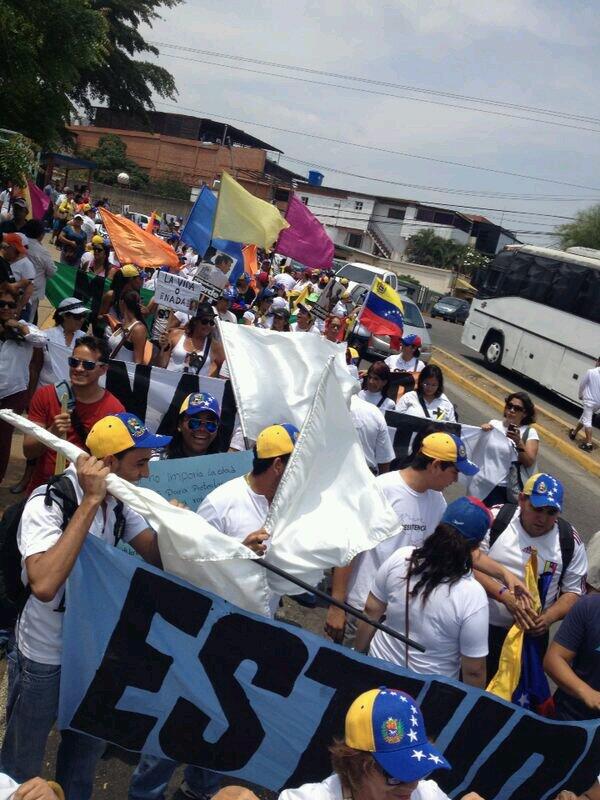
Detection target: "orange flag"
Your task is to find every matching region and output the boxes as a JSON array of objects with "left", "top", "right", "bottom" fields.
[
  {"left": 242, "top": 245, "right": 258, "bottom": 288},
  {"left": 99, "top": 208, "right": 180, "bottom": 269}
]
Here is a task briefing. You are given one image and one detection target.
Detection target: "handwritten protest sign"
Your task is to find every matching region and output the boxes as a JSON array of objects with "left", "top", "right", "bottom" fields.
[
  {"left": 138, "top": 450, "right": 253, "bottom": 509},
  {"left": 154, "top": 271, "right": 202, "bottom": 314}
]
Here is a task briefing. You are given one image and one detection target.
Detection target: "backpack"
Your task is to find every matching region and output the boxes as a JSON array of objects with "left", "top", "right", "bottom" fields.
[
  {"left": 0, "top": 474, "right": 125, "bottom": 628},
  {"left": 489, "top": 503, "right": 575, "bottom": 586}
]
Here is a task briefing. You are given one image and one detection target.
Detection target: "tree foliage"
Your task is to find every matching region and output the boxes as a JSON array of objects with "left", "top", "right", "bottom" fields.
[
  {"left": 556, "top": 205, "right": 600, "bottom": 251},
  {"left": 0, "top": 0, "right": 180, "bottom": 148},
  {"left": 85, "top": 134, "right": 150, "bottom": 189},
  {"left": 405, "top": 228, "right": 488, "bottom": 274},
  {"left": 0, "top": 133, "right": 37, "bottom": 186}
]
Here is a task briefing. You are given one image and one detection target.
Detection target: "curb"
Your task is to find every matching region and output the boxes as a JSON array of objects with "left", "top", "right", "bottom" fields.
[{"left": 431, "top": 352, "right": 600, "bottom": 480}]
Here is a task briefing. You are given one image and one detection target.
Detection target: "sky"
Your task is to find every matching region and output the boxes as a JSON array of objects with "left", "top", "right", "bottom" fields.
[{"left": 141, "top": 0, "right": 600, "bottom": 245}]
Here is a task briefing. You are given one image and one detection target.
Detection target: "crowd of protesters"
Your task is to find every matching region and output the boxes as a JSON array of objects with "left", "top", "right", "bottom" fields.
[{"left": 0, "top": 186, "right": 596, "bottom": 800}]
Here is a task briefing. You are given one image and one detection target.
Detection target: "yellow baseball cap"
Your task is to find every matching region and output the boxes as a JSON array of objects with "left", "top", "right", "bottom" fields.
[
  {"left": 86, "top": 413, "right": 171, "bottom": 458},
  {"left": 121, "top": 264, "right": 140, "bottom": 278},
  {"left": 420, "top": 432, "right": 479, "bottom": 476},
  {"left": 255, "top": 424, "right": 299, "bottom": 459},
  {"left": 91, "top": 234, "right": 104, "bottom": 246}
]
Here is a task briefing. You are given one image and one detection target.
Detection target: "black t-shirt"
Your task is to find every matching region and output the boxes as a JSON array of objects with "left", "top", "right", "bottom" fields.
[
  {"left": 0, "top": 256, "right": 15, "bottom": 284},
  {"left": 554, "top": 595, "right": 600, "bottom": 721}
]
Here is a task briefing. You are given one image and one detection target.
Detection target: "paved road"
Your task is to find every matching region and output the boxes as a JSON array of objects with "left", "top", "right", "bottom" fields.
[
  {"left": 428, "top": 317, "right": 587, "bottom": 427},
  {"left": 443, "top": 375, "right": 600, "bottom": 545}
]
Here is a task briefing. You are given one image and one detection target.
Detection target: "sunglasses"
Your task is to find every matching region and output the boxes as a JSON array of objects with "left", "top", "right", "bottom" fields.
[
  {"left": 92, "top": 246, "right": 104, "bottom": 252},
  {"left": 68, "top": 356, "right": 105, "bottom": 371},
  {"left": 506, "top": 402, "right": 525, "bottom": 413},
  {"left": 0, "top": 300, "right": 17, "bottom": 309},
  {"left": 63, "top": 312, "right": 86, "bottom": 319},
  {"left": 186, "top": 417, "right": 218, "bottom": 432},
  {"left": 196, "top": 318, "right": 215, "bottom": 326}
]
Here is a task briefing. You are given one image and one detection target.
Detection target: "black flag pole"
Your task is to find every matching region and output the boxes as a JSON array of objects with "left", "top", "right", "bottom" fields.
[{"left": 255, "top": 558, "right": 426, "bottom": 653}]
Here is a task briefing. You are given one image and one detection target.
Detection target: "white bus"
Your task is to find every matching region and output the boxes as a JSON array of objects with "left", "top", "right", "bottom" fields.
[{"left": 462, "top": 244, "right": 600, "bottom": 406}]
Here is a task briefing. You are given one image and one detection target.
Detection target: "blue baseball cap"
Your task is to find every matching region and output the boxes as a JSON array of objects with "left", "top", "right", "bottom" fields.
[
  {"left": 523, "top": 473, "right": 563, "bottom": 511},
  {"left": 345, "top": 688, "right": 450, "bottom": 782},
  {"left": 86, "top": 413, "right": 171, "bottom": 458},
  {"left": 402, "top": 334, "right": 422, "bottom": 347},
  {"left": 179, "top": 392, "right": 221, "bottom": 421},
  {"left": 257, "top": 288, "right": 275, "bottom": 301},
  {"left": 441, "top": 496, "right": 493, "bottom": 542},
  {"left": 420, "top": 432, "right": 479, "bottom": 476}
]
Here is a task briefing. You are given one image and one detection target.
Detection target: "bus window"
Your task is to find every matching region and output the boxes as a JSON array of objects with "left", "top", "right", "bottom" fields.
[
  {"left": 549, "top": 262, "right": 589, "bottom": 313},
  {"left": 520, "top": 256, "right": 553, "bottom": 304},
  {"left": 579, "top": 269, "right": 600, "bottom": 323},
  {"left": 500, "top": 252, "right": 529, "bottom": 297}
]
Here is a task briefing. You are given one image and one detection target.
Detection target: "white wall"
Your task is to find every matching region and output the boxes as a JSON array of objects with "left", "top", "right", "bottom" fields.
[
  {"left": 371, "top": 201, "right": 411, "bottom": 258},
  {"left": 297, "top": 189, "right": 374, "bottom": 234}
]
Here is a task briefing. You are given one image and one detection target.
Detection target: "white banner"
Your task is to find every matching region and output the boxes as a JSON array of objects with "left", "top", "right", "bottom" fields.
[{"left": 154, "top": 270, "right": 202, "bottom": 314}]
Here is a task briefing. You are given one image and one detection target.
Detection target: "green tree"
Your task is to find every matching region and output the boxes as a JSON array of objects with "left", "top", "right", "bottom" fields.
[
  {"left": 0, "top": 132, "right": 37, "bottom": 186},
  {"left": 0, "top": 0, "right": 180, "bottom": 148},
  {"left": 146, "top": 175, "right": 191, "bottom": 200},
  {"left": 557, "top": 205, "right": 600, "bottom": 250},
  {"left": 69, "top": 0, "right": 181, "bottom": 119},
  {"left": 86, "top": 134, "right": 150, "bottom": 189},
  {"left": 0, "top": 0, "right": 108, "bottom": 146},
  {"left": 405, "top": 228, "right": 441, "bottom": 266}
]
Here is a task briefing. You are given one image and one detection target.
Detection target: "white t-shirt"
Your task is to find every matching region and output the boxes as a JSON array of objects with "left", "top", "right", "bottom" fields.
[
  {"left": 0, "top": 773, "right": 19, "bottom": 800},
  {"left": 17, "top": 466, "right": 149, "bottom": 664},
  {"left": 38, "top": 325, "right": 86, "bottom": 387},
  {"left": 215, "top": 306, "right": 237, "bottom": 324},
  {"left": 278, "top": 774, "right": 450, "bottom": 800},
  {"left": 580, "top": 366, "right": 600, "bottom": 405},
  {"left": 25, "top": 238, "right": 57, "bottom": 301},
  {"left": 369, "top": 546, "right": 489, "bottom": 679},
  {"left": 395, "top": 391, "right": 456, "bottom": 422},
  {"left": 0, "top": 324, "right": 46, "bottom": 399},
  {"left": 289, "top": 322, "right": 319, "bottom": 334},
  {"left": 347, "top": 472, "right": 447, "bottom": 610},
  {"left": 79, "top": 251, "right": 94, "bottom": 272},
  {"left": 350, "top": 394, "right": 395, "bottom": 470},
  {"left": 81, "top": 216, "right": 96, "bottom": 242},
  {"left": 10, "top": 255, "right": 35, "bottom": 284},
  {"left": 480, "top": 508, "right": 588, "bottom": 628},
  {"left": 358, "top": 388, "right": 396, "bottom": 413},
  {"left": 488, "top": 420, "right": 539, "bottom": 486},
  {"left": 385, "top": 354, "right": 425, "bottom": 373}
]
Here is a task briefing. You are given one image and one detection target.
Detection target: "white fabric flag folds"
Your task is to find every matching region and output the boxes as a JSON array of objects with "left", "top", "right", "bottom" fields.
[
  {"left": 218, "top": 321, "right": 358, "bottom": 440},
  {"left": 264, "top": 358, "right": 402, "bottom": 597},
  {"left": 460, "top": 424, "right": 515, "bottom": 499}
]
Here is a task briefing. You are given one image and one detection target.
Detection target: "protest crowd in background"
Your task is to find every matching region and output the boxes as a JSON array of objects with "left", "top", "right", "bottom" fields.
[{"left": 0, "top": 180, "right": 597, "bottom": 800}]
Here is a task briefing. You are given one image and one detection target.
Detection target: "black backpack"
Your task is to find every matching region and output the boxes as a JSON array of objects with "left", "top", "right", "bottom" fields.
[
  {"left": 489, "top": 503, "right": 575, "bottom": 585},
  {"left": 0, "top": 475, "right": 126, "bottom": 629}
]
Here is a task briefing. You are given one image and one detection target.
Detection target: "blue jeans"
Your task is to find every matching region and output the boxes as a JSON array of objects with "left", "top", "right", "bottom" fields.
[
  {"left": 129, "top": 754, "right": 221, "bottom": 800},
  {"left": 0, "top": 649, "right": 106, "bottom": 799}
]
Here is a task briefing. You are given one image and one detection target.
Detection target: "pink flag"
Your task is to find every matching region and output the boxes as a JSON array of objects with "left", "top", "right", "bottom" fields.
[
  {"left": 26, "top": 180, "right": 51, "bottom": 219},
  {"left": 276, "top": 193, "right": 334, "bottom": 269}
]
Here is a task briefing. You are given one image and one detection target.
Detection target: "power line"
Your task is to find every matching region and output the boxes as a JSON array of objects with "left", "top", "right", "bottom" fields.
[
  {"left": 153, "top": 41, "right": 600, "bottom": 127},
  {"left": 153, "top": 49, "right": 600, "bottom": 135},
  {"left": 280, "top": 156, "right": 578, "bottom": 219},
  {"left": 155, "top": 101, "right": 600, "bottom": 195}
]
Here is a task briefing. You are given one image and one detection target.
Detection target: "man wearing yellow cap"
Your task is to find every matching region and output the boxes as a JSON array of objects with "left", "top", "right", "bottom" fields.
[{"left": 1, "top": 413, "right": 171, "bottom": 799}]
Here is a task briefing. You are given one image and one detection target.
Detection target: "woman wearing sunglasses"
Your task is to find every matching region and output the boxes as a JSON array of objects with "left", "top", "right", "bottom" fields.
[
  {"left": 105, "top": 291, "right": 152, "bottom": 365},
  {"left": 0, "top": 288, "right": 47, "bottom": 484},
  {"left": 480, "top": 391, "right": 539, "bottom": 507},
  {"left": 323, "top": 315, "right": 344, "bottom": 343},
  {"left": 156, "top": 302, "right": 224, "bottom": 377},
  {"left": 80, "top": 237, "right": 116, "bottom": 280},
  {"left": 278, "top": 687, "right": 484, "bottom": 800},
  {"left": 160, "top": 392, "right": 224, "bottom": 460}
]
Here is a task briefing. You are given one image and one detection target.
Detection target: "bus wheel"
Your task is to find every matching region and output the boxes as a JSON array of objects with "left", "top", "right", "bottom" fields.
[{"left": 483, "top": 334, "right": 503, "bottom": 369}]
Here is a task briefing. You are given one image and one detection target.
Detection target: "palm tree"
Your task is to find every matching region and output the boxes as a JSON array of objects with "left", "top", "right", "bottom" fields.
[{"left": 405, "top": 228, "right": 441, "bottom": 265}]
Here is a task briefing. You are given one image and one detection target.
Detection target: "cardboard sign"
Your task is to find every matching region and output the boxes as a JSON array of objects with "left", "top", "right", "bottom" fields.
[{"left": 155, "top": 271, "right": 202, "bottom": 313}]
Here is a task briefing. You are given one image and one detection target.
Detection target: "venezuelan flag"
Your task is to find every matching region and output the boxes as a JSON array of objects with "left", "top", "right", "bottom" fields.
[
  {"left": 487, "top": 550, "right": 555, "bottom": 716},
  {"left": 360, "top": 277, "right": 404, "bottom": 338}
]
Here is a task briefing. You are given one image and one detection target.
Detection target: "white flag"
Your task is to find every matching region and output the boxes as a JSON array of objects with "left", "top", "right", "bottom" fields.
[
  {"left": 263, "top": 358, "right": 402, "bottom": 596},
  {"left": 459, "top": 424, "right": 515, "bottom": 499},
  {"left": 218, "top": 321, "right": 358, "bottom": 440}
]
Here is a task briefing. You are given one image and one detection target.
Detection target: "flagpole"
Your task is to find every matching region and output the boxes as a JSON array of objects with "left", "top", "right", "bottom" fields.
[{"left": 255, "top": 558, "right": 425, "bottom": 652}]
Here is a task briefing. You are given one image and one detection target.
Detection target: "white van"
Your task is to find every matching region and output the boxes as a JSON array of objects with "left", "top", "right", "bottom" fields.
[{"left": 334, "top": 261, "right": 398, "bottom": 292}]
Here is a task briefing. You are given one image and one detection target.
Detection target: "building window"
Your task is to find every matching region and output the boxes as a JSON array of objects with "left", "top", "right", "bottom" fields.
[
  {"left": 301, "top": 196, "right": 309, "bottom": 205},
  {"left": 273, "top": 188, "right": 290, "bottom": 202},
  {"left": 387, "top": 207, "right": 406, "bottom": 220},
  {"left": 355, "top": 201, "right": 364, "bottom": 211},
  {"left": 347, "top": 232, "right": 363, "bottom": 249}
]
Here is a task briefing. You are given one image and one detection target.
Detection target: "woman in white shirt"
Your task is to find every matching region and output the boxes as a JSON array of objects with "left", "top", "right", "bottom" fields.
[
  {"left": 355, "top": 496, "right": 491, "bottom": 687},
  {"left": 385, "top": 333, "right": 426, "bottom": 374},
  {"left": 480, "top": 391, "right": 539, "bottom": 507},
  {"left": 0, "top": 288, "right": 46, "bottom": 483},
  {"left": 31, "top": 297, "right": 88, "bottom": 389},
  {"left": 395, "top": 364, "right": 456, "bottom": 422},
  {"left": 358, "top": 361, "right": 396, "bottom": 412}
]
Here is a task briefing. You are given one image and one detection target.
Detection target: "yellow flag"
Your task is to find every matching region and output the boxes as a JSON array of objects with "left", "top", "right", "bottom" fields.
[
  {"left": 486, "top": 550, "right": 541, "bottom": 701},
  {"left": 213, "top": 171, "right": 289, "bottom": 249},
  {"left": 292, "top": 283, "right": 310, "bottom": 310}
]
